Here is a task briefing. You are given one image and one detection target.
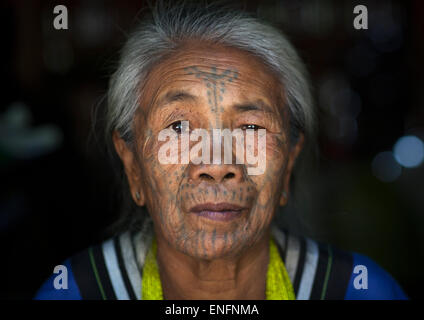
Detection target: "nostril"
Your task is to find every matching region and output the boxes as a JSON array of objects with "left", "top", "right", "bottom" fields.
[
  {"left": 196, "top": 171, "right": 237, "bottom": 183},
  {"left": 223, "top": 172, "right": 235, "bottom": 180},
  {"left": 199, "top": 173, "right": 214, "bottom": 181}
]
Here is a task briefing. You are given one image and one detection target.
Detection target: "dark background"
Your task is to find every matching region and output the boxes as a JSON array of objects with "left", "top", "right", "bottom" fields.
[{"left": 1, "top": 0, "right": 423, "bottom": 299}]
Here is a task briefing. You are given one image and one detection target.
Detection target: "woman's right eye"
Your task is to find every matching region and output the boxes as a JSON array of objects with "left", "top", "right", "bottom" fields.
[{"left": 169, "top": 121, "right": 183, "bottom": 133}]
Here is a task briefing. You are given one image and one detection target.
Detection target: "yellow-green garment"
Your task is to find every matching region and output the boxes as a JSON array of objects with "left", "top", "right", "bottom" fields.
[{"left": 142, "top": 236, "right": 296, "bottom": 300}]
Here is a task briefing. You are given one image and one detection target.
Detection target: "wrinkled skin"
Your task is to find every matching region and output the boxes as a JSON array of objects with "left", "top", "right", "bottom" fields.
[{"left": 113, "top": 41, "right": 304, "bottom": 299}]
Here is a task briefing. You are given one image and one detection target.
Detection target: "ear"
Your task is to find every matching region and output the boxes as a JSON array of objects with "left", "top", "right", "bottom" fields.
[
  {"left": 279, "top": 133, "right": 305, "bottom": 206},
  {"left": 112, "top": 131, "right": 145, "bottom": 206}
]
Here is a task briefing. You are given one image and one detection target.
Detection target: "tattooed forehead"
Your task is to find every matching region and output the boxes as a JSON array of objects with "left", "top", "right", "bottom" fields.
[
  {"left": 139, "top": 43, "right": 284, "bottom": 114},
  {"left": 144, "top": 66, "right": 281, "bottom": 117},
  {"left": 184, "top": 65, "right": 238, "bottom": 82}
]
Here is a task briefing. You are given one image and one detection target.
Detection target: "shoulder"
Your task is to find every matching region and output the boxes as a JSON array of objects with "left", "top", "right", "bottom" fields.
[
  {"left": 34, "top": 258, "right": 82, "bottom": 300},
  {"left": 272, "top": 227, "right": 408, "bottom": 300},
  {"left": 343, "top": 252, "right": 408, "bottom": 300},
  {"left": 34, "top": 226, "right": 152, "bottom": 300}
]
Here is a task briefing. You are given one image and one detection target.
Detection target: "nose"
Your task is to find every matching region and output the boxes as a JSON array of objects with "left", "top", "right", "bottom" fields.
[{"left": 188, "top": 164, "right": 244, "bottom": 184}]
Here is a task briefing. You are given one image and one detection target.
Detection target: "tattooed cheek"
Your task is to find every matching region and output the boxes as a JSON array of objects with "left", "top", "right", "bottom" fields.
[{"left": 266, "top": 141, "right": 286, "bottom": 160}]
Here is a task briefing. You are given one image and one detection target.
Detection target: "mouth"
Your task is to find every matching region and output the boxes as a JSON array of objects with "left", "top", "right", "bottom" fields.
[{"left": 189, "top": 202, "right": 247, "bottom": 222}]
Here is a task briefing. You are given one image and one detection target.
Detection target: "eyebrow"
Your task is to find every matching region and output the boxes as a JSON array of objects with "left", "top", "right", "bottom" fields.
[
  {"left": 156, "top": 89, "right": 198, "bottom": 108},
  {"left": 156, "top": 90, "right": 275, "bottom": 115},
  {"left": 232, "top": 100, "right": 275, "bottom": 114}
]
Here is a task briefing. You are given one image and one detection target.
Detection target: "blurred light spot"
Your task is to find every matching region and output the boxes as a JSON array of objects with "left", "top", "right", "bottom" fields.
[
  {"left": 393, "top": 135, "right": 424, "bottom": 168},
  {"left": 338, "top": 116, "right": 358, "bottom": 144},
  {"left": 319, "top": 73, "right": 361, "bottom": 145},
  {"left": 0, "top": 102, "right": 32, "bottom": 129},
  {"left": 366, "top": 4, "right": 404, "bottom": 52},
  {"left": 0, "top": 104, "right": 63, "bottom": 159},
  {"left": 372, "top": 151, "right": 402, "bottom": 182},
  {"left": 319, "top": 73, "right": 349, "bottom": 115},
  {"left": 319, "top": 73, "right": 362, "bottom": 117},
  {"left": 0, "top": 124, "right": 63, "bottom": 159},
  {"left": 74, "top": 3, "right": 111, "bottom": 47},
  {"left": 326, "top": 115, "right": 358, "bottom": 145},
  {"left": 331, "top": 89, "right": 362, "bottom": 118}
]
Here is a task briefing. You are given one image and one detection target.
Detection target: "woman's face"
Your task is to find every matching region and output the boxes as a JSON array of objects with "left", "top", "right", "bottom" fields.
[{"left": 115, "top": 42, "right": 303, "bottom": 260}]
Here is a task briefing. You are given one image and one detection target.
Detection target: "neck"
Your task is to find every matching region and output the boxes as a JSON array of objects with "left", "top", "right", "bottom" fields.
[{"left": 155, "top": 231, "right": 270, "bottom": 300}]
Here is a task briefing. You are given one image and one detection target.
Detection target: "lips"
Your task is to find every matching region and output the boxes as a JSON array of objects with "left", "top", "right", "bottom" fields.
[{"left": 189, "top": 202, "right": 246, "bottom": 222}]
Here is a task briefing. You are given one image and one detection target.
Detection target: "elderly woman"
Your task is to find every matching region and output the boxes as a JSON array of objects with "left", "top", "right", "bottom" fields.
[{"left": 35, "top": 2, "right": 407, "bottom": 300}]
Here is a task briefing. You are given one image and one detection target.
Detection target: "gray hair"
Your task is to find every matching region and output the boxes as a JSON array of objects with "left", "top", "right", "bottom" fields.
[
  {"left": 104, "top": 1, "right": 316, "bottom": 234},
  {"left": 107, "top": 0, "right": 315, "bottom": 146}
]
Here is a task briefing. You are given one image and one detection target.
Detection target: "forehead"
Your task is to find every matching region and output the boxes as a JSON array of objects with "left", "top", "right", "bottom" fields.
[{"left": 140, "top": 42, "right": 283, "bottom": 111}]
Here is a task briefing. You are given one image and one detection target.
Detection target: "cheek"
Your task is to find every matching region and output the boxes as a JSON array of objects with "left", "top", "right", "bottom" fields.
[
  {"left": 139, "top": 132, "right": 187, "bottom": 208},
  {"left": 250, "top": 133, "right": 287, "bottom": 178},
  {"left": 248, "top": 134, "right": 287, "bottom": 203},
  {"left": 266, "top": 132, "right": 288, "bottom": 159}
]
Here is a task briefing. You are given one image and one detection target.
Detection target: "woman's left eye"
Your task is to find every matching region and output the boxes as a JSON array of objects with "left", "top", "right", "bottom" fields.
[
  {"left": 241, "top": 124, "right": 264, "bottom": 130},
  {"left": 168, "top": 120, "right": 183, "bottom": 133}
]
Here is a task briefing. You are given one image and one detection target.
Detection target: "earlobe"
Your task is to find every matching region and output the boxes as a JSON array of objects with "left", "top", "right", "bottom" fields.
[
  {"left": 112, "top": 131, "right": 145, "bottom": 206},
  {"left": 134, "top": 190, "right": 145, "bottom": 206},
  {"left": 279, "top": 191, "right": 288, "bottom": 206}
]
